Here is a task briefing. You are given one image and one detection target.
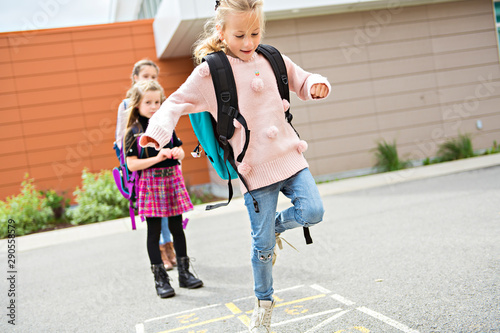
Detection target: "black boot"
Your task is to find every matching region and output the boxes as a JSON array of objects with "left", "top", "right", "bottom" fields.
[
  {"left": 177, "top": 257, "right": 203, "bottom": 289},
  {"left": 151, "top": 264, "right": 175, "bottom": 298}
]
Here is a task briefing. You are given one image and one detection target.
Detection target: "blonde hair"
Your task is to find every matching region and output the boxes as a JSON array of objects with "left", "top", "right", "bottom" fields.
[
  {"left": 192, "top": 0, "right": 265, "bottom": 64},
  {"left": 125, "top": 80, "right": 166, "bottom": 130},
  {"left": 130, "top": 59, "right": 160, "bottom": 85}
]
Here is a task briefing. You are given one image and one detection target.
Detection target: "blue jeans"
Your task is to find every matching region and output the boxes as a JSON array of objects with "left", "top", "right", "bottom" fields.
[
  {"left": 159, "top": 217, "right": 172, "bottom": 245},
  {"left": 243, "top": 168, "right": 324, "bottom": 301}
]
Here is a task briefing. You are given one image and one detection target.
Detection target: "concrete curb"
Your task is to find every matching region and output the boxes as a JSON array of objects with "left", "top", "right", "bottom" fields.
[{"left": 3, "top": 154, "right": 500, "bottom": 253}]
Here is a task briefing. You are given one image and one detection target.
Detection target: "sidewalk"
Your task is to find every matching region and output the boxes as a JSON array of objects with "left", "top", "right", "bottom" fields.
[{"left": 6, "top": 153, "right": 500, "bottom": 253}]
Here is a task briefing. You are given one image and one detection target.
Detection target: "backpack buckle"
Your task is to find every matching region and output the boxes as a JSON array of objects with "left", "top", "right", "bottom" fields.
[
  {"left": 281, "top": 75, "right": 288, "bottom": 85},
  {"left": 224, "top": 106, "right": 238, "bottom": 118},
  {"left": 221, "top": 91, "right": 231, "bottom": 103},
  {"left": 219, "top": 135, "right": 228, "bottom": 145}
]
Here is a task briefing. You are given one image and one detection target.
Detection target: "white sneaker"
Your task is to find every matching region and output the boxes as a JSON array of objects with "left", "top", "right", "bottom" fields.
[{"left": 249, "top": 298, "right": 275, "bottom": 332}]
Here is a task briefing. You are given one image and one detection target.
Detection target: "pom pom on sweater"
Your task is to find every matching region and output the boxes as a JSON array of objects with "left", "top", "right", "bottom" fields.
[
  {"left": 251, "top": 78, "right": 264, "bottom": 92},
  {"left": 267, "top": 126, "right": 279, "bottom": 139},
  {"left": 238, "top": 162, "right": 251, "bottom": 176},
  {"left": 198, "top": 63, "right": 210, "bottom": 77},
  {"left": 282, "top": 99, "right": 290, "bottom": 112},
  {"left": 297, "top": 140, "right": 308, "bottom": 153}
]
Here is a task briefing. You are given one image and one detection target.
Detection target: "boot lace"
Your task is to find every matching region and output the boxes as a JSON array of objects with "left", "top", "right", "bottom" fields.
[{"left": 186, "top": 257, "right": 200, "bottom": 278}]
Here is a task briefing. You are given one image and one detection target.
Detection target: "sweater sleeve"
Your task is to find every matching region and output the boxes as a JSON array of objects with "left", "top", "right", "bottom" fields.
[
  {"left": 140, "top": 65, "right": 213, "bottom": 149},
  {"left": 115, "top": 99, "right": 128, "bottom": 149},
  {"left": 283, "top": 55, "right": 331, "bottom": 101}
]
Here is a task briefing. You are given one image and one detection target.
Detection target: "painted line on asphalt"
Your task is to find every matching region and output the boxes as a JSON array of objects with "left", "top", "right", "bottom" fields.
[
  {"left": 272, "top": 308, "right": 343, "bottom": 327},
  {"left": 303, "top": 309, "right": 352, "bottom": 333},
  {"left": 331, "top": 294, "right": 356, "bottom": 306},
  {"left": 135, "top": 323, "right": 144, "bottom": 333},
  {"left": 275, "top": 294, "right": 327, "bottom": 309},
  {"left": 245, "top": 293, "right": 327, "bottom": 314},
  {"left": 232, "top": 284, "right": 304, "bottom": 302},
  {"left": 143, "top": 303, "right": 221, "bottom": 323},
  {"left": 225, "top": 302, "right": 243, "bottom": 314},
  {"left": 357, "top": 306, "right": 420, "bottom": 333},
  {"left": 158, "top": 315, "right": 235, "bottom": 333},
  {"left": 310, "top": 284, "right": 332, "bottom": 294}
]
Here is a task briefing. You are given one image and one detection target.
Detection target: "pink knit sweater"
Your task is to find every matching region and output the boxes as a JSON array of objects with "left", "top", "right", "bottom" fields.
[{"left": 141, "top": 52, "right": 331, "bottom": 192}]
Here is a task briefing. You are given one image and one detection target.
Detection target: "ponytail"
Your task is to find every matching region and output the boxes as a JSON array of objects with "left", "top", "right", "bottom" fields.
[{"left": 193, "top": 18, "right": 226, "bottom": 65}]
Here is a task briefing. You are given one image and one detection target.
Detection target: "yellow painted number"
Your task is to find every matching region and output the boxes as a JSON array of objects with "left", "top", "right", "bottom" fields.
[
  {"left": 177, "top": 313, "right": 199, "bottom": 324},
  {"left": 284, "top": 305, "right": 308, "bottom": 315}
]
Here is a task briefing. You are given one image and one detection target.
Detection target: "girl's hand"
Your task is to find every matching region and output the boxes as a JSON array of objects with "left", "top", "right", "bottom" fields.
[
  {"left": 171, "top": 147, "right": 185, "bottom": 160},
  {"left": 310, "top": 83, "right": 329, "bottom": 99},
  {"left": 157, "top": 148, "right": 172, "bottom": 162},
  {"left": 139, "top": 135, "right": 160, "bottom": 149}
]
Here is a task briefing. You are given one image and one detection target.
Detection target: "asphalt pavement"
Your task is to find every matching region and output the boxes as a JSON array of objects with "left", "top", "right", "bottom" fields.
[{"left": 1, "top": 154, "right": 499, "bottom": 333}]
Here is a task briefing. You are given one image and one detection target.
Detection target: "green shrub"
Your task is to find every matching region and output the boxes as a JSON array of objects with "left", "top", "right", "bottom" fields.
[
  {"left": 436, "top": 133, "right": 474, "bottom": 162},
  {"left": 484, "top": 140, "right": 500, "bottom": 155},
  {"left": 40, "top": 189, "right": 70, "bottom": 220},
  {"left": 66, "top": 169, "right": 129, "bottom": 225},
  {"left": 374, "top": 140, "right": 411, "bottom": 172},
  {"left": 0, "top": 175, "right": 54, "bottom": 238}
]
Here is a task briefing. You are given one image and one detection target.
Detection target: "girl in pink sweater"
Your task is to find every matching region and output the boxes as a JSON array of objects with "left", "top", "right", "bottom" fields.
[{"left": 140, "top": 0, "right": 330, "bottom": 330}]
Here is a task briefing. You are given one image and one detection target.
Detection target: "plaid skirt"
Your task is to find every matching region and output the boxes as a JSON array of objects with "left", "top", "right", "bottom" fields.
[{"left": 138, "top": 165, "right": 193, "bottom": 218}]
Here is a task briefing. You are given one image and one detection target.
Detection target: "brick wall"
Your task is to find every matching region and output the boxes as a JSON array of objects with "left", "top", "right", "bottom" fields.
[{"left": 0, "top": 19, "right": 209, "bottom": 201}]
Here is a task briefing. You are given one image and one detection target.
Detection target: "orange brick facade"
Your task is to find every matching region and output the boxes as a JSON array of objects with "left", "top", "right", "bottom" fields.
[{"left": 0, "top": 19, "right": 210, "bottom": 201}]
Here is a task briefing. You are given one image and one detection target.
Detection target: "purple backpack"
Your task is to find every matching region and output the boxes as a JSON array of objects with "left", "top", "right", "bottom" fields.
[{"left": 112, "top": 125, "right": 144, "bottom": 230}]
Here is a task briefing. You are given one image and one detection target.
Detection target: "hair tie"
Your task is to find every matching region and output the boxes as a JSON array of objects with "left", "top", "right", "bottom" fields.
[{"left": 215, "top": 0, "right": 220, "bottom": 11}]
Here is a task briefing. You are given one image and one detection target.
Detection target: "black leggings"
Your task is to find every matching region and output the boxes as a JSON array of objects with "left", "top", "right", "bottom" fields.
[{"left": 146, "top": 215, "right": 187, "bottom": 265}]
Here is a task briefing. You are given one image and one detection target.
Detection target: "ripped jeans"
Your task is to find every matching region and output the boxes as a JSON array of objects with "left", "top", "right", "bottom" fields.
[{"left": 243, "top": 168, "right": 324, "bottom": 301}]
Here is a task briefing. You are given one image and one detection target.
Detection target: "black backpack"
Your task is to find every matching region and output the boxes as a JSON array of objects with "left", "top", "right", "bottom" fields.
[{"left": 189, "top": 44, "right": 312, "bottom": 244}]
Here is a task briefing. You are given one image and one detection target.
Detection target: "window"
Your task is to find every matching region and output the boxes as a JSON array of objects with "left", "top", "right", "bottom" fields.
[{"left": 138, "top": 0, "right": 163, "bottom": 19}]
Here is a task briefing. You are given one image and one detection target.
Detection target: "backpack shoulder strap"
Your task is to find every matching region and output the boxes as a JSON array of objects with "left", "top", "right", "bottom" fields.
[
  {"left": 256, "top": 44, "right": 289, "bottom": 103},
  {"left": 203, "top": 51, "right": 251, "bottom": 163},
  {"left": 203, "top": 51, "right": 238, "bottom": 145},
  {"left": 122, "top": 123, "right": 144, "bottom": 166},
  {"left": 256, "top": 44, "right": 298, "bottom": 136},
  {"left": 203, "top": 51, "right": 258, "bottom": 212}
]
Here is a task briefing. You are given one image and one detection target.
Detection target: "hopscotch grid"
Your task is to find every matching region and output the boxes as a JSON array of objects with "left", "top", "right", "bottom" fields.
[
  {"left": 137, "top": 284, "right": 420, "bottom": 333},
  {"left": 236, "top": 308, "right": 344, "bottom": 333}
]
